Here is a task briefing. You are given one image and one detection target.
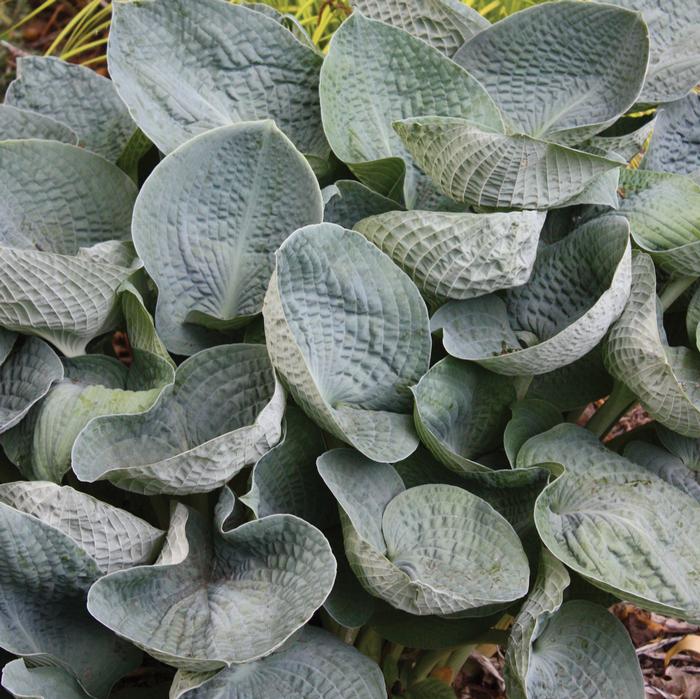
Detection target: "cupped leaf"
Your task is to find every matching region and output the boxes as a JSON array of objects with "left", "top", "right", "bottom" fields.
[
  {"left": 394, "top": 116, "right": 623, "bottom": 209},
  {"left": 1, "top": 350, "right": 174, "bottom": 483},
  {"left": 88, "top": 501, "right": 336, "bottom": 671},
  {"left": 240, "top": 406, "right": 334, "bottom": 529},
  {"left": 504, "top": 399, "right": 561, "bottom": 467},
  {"left": 519, "top": 424, "right": 700, "bottom": 621},
  {"left": 0, "top": 337, "right": 63, "bottom": 434},
  {"left": 657, "top": 423, "right": 700, "bottom": 468},
  {"left": 73, "top": 344, "right": 284, "bottom": 495},
  {"left": 586, "top": 116, "right": 655, "bottom": 162},
  {"left": 0, "top": 140, "right": 137, "bottom": 355},
  {"left": 354, "top": 209, "right": 545, "bottom": 303},
  {"left": 608, "top": 0, "right": 700, "bottom": 104},
  {"left": 2, "top": 659, "right": 91, "bottom": 699},
  {"left": 0, "top": 104, "right": 78, "bottom": 144},
  {"left": 0, "top": 482, "right": 162, "bottom": 697},
  {"left": 319, "top": 13, "right": 503, "bottom": 206},
  {"left": 412, "top": 357, "right": 516, "bottom": 474},
  {"left": 642, "top": 93, "right": 700, "bottom": 176},
  {"left": 433, "top": 217, "right": 631, "bottom": 375},
  {"left": 350, "top": 0, "right": 488, "bottom": 56},
  {"left": 169, "top": 626, "right": 385, "bottom": 698},
  {"left": 5, "top": 56, "right": 135, "bottom": 161},
  {"left": 263, "top": 223, "right": 430, "bottom": 463},
  {"left": 108, "top": 0, "right": 327, "bottom": 159},
  {"left": 318, "top": 449, "right": 529, "bottom": 616},
  {"left": 453, "top": 1, "right": 649, "bottom": 144},
  {"left": 322, "top": 180, "right": 400, "bottom": 230},
  {"left": 132, "top": 121, "right": 323, "bottom": 356},
  {"left": 604, "top": 253, "right": 700, "bottom": 436}
]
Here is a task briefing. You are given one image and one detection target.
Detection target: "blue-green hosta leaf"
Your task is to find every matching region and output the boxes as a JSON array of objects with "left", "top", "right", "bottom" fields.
[
  {"left": 319, "top": 13, "right": 503, "bottom": 206},
  {"left": 1, "top": 350, "right": 174, "bottom": 483},
  {"left": 132, "top": 121, "right": 323, "bottom": 356},
  {"left": 240, "top": 406, "right": 334, "bottom": 529},
  {"left": 318, "top": 449, "right": 529, "bottom": 616},
  {"left": 0, "top": 482, "right": 163, "bottom": 697},
  {"left": 453, "top": 1, "right": 648, "bottom": 145},
  {"left": 0, "top": 337, "right": 62, "bottom": 434},
  {"left": 643, "top": 93, "right": 700, "bottom": 176},
  {"left": 688, "top": 285, "right": 700, "bottom": 351},
  {"left": 518, "top": 424, "right": 700, "bottom": 621},
  {"left": 504, "top": 399, "right": 562, "bottom": 468},
  {"left": 586, "top": 117, "right": 655, "bottom": 163},
  {"left": 169, "top": 626, "right": 385, "bottom": 699},
  {"left": 0, "top": 104, "right": 78, "bottom": 144},
  {"left": 394, "top": 116, "right": 623, "bottom": 209},
  {"left": 0, "top": 329, "right": 16, "bottom": 365},
  {"left": 1, "top": 659, "right": 90, "bottom": 699},
  {"left": 108, "top": 0, "right": 327, "bottom": 159},
  {"left": 5, "top": 56, "right": 135, "bottom": 161},
  {"left": 412, "top": 357, "right": 516, "bottom": 474},
  {"left": 657, "top": 423, "right": 700, "bottom": 468},
  {"left": 72, "top": 344, "right": 284, "bottom": 495},
  {"left": 354, "top": 210, "right": 545, "bottom": 303},
  {"left": 322, "top": 180, "right": 400, "bottom": 230},
  {"left": 432, "top": 217, "right": 631, "bottom": 375},
  {"left": 604, "top": 254, "right": 700, "bottom": 437},
  {"left": 88, "top": 501, "right": 335, "bottom": 671},
  {"left": 608, "top": 0, "right": 700, "bottom": 104},
  {"left": 263, "top": 223, "right": 430, "bottom": 463},
  {"left": 350, "top": 0, "right": 488, "bottom": 56},
  {"left": 0, "top": 140, "right": 137, "bottom": 355}
]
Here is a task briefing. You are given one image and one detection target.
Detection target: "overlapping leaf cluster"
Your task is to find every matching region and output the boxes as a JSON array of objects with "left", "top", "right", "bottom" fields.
[{"left": 0, "top": 0, "right": 699, "bottom": 697}]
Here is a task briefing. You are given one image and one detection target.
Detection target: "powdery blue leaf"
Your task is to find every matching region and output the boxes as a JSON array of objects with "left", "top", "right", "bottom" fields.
[
  {"left": 518, "top": 424, "right": 700, "bottom": 622},
  {"left": 0, "top": 140, "right": 137, "bottom": 355},
  {"left": 108, "top": 0, "right": 327, "bottom": 159},
  {"left": 432, "top": 217, "right": 631, "bottom": 375},
  {"left": 504, "top": 399, "right": 561, "bottom": 468},
  {"left": 1, "top": 350, "right": 174, "bottom": 483},
  {"left": 0, "top": 104, "right": 78, "bottom": 144},
  {"left": 453, "top": 1, "right": 649, "bottom": 144},
  {"left": 322, "top": 180, "right": 400, "bottom": 230},
  {"left": 169, "top": 627, "right": 385, "bottom": 699},
  {"left": 319, "top": 13, "right": 503, "bottom": 206},
  {"left": 586, "top": 117, "right": 655, "bottom": 162},
  {"left": 263, "top": 223, "right": 430, "bottom": 463},
  {"left": 412, "top": 357, "right": 516, "bottom": 474},
  {"left": 72, "top": 344, "right": 284, "bottom": 495},
  {"left": 604, "top": 253, "right": 700, "bottom": 437},
  {"left": 87, "top": 501, "right": 336, "bottom": 671},
  {"left": 0, "top": 337, "right": 63, "bottom": 434},
  {"left": 132, "top": 121, "right": 323, "bottom": 356},
  {"left": 354, "top": 209, "right": 545, "bottom": 303},
  {"left": 2, "top": 659, "right": 91, "bottom": 699},
  {"left": 5, "top": 56, "right": 135, "bottom": 161}
]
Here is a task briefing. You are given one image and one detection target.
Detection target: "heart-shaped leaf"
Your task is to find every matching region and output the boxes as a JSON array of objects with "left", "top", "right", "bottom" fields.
[
  {"left": 132, "top": 121, "right": 323, "bottom": 356},
  {"left": 263, "top": 223, "right": 430, "bottom": 463},
  {"left": 73, "top": 344, "right": 284, "bottom": 495},
  {"left": 2, "top": 659, "right": 91, "bottom": 699}
]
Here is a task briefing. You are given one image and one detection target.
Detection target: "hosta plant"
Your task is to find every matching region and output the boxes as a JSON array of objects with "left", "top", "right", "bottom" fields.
[{"left": 0, "top": 0, "right": 699, "bottom": 697}]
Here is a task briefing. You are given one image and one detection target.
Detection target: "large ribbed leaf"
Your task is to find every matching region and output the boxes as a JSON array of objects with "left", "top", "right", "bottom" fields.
[
  {"left": 453, "top": 1, "right": 648, "bottom": 144},
  {"left": 0, "top": 337, "right": 62, "bottom": 434},
  {"left": 73, "top": 344, "right": 284, "bottom": 495},
  {"left": 319, "top": 13, "right": 503, "bottom": 206},
  {"left": 605, "top": 254, "right": 700, "bottom": 436},
  {"left": 1, "top": 350, "right": 173, "bottom": 483},
  {"left": 240, "top": 406, "right": 334, "bottom": 529},
  {"left": 432, "top": 218, "right": 631, "bottom": 375},
  {"left": 643, "top": 93, "right": 700, "bottom": 176},
  {"left": 354, "top": 210, "right": 545, "bottom": 303},
  {"left": 88, "top": 500, "right": 335, "bottom": 671},
  {"left": 322, "top": 180, "right": 400, "bottom": 230},
  {"left": 519, "top": 424, "right": 700, "bottom": 621},
  {"left": 2, "top": 659, "right": 90, "bottom": 699},
  {"left": 0, "top": 104, "right": 78, "bottom": 144},
  {"left": 394, "top": 116, "right": 623, "bottom": 209},
  {"left": 318, "top": 449, "right": 529, "bottom": 616},
  {"left": 412, "top": 357, "right": 516, "bottom": 474},
  {"left": 169, "top": 627, "right": 385, "bottom": 699},
  {"left": 608, "top": 0, "right": 700, "bottom": 104},
  {"left": 586, "top": 116, "right": 655, "bottom": 162},
  {"left": 5, "top": 56, "right": 135, "bottom": 161},
  {"left": 132, "top": 121, "right": 323, "bottom": 356},
  {"left": 0, "top": 482, "right": 162, "bottom": 697},
  {"left": 263, "top": 223, "right": 430, "bottom": 463},
  {"left": 350, "top": 0, "right": 487, "bottom": 56},
  {"left": 0, "top": 140, "right": 137, "bottom": 355},
  {"left": 108, "top": 0, "right": 327, "bottom": 159}
]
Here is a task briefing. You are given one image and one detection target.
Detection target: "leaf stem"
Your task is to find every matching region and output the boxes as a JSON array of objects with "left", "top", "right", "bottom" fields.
[
  {"left": 409, "top": 648, "right": 452, "bottom": 685},
  {"left": 319, "top": 610, "right": 361, "bottom": 645},
  {"left": 659, "top": 275, "right": 696, "bottom": 312},
  {"left": 446, "top": 643, "right": 476, "bottom": 680},
  {"left": 585, "top": 381, "right": 637, "bottom": 438},
  {"left": 382, "top": 642, "right": 404, "bottom": 689},
  {"left": 355, "top": 626, "right": 383, "bottom": 664}
]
